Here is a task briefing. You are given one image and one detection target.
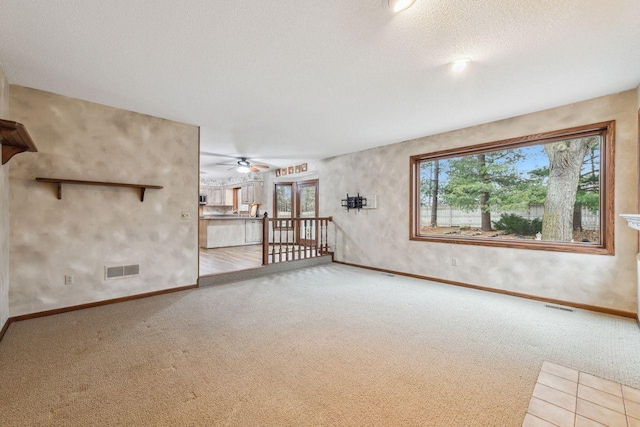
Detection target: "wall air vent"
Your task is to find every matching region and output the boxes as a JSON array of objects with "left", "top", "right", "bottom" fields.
[{"left": 105, "top": 264, "right": 140, "bottom": 280}]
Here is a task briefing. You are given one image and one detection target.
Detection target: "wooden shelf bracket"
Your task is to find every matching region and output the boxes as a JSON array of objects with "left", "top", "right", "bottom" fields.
[
  {"left": 1, "top": 119, "right": 38, "bottom": 165},
  {"left": 35, "top": 178, "right": 163, "bottom": 202}
]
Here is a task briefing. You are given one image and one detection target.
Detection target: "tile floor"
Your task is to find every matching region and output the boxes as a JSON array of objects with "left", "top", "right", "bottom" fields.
[{"left": 523, "top": 361, "right": 640, "bottom": 427}]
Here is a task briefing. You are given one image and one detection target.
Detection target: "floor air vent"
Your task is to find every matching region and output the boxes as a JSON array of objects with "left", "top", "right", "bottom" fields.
[
  {"left": 545, "top": 304, "right": 574, "bottom": 312},
  {"left": 105, "top": 264, "right": 140, "bottom": 280}
]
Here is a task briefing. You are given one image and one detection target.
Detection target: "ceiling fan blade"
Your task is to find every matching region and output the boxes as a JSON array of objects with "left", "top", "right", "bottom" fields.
[
  {"left": 249, "top": 166, "right": 260, "bottom": 173},
  {"left": 253, "top": 165, "right": 269, "bottom": 169}
]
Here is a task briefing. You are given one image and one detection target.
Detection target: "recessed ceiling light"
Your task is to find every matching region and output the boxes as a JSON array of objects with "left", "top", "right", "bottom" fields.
[
  {"left": 384, "top": 0, "right": 417, "bottom": 13},
  {"left": 451, "top": 58, "right": 471, "bottom": 73}
]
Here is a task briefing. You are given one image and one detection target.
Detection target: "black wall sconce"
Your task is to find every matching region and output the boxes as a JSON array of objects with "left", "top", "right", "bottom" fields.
[{"left": 341, "top": 193, "right": 367, "bottom": 212}]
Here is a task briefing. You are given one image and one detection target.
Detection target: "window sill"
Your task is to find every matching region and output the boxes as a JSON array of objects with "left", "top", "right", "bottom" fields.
[{"left": 410, "top": 235, "right": 613, "bottom": 255}]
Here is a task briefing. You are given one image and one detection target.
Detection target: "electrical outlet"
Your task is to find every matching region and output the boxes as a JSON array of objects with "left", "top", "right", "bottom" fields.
[
  {"left": 65, "top": 274, "right": 74, "bottom": 285},
  {"left": 345, "top": 245, "right": 350, "bottom": 252},
  {"left": 181, "top": 211, "right": 191, "bottom": 219},
  {"left": 451, "top": 258, "right": 458, "bottom": 267}
]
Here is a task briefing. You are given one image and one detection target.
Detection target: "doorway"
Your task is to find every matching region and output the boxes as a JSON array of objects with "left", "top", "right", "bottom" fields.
[{"left": 274, "top": 179, "right": 319, "bottom": 246}]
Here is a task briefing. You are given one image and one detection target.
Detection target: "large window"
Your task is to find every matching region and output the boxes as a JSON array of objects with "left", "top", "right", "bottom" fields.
[{"left": 410, "top": 122, "right": 615, "bottom": 254}]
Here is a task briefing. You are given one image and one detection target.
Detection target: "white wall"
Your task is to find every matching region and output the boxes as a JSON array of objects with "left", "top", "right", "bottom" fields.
[
  {"left": 8, "top": 86, "right": 199, "bottom": 316},
  {"left": 0, "top": 66, "right": 9, "bottom": 329},
  {"left": 319, "top": 90, "right": 638, "bottom": 314}
]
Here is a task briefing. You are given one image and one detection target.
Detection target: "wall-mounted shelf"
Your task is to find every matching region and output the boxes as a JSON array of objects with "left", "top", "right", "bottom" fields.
[
  {"left": 35, "top": 178, "right": 163, "bottom": 202},
  {"left": 1, "top": 119, "right": 38, "bottom": 165}
]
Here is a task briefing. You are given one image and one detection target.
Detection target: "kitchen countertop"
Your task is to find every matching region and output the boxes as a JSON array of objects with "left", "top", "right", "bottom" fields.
[{"left": 199, "top": 216, "right": 261, "bottom": 220}]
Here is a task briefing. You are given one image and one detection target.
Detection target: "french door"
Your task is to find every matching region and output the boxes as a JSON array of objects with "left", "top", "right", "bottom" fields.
[
  {"left": 274, "top": 179, "right": 318, "bottom": 246},
  {"left": 296, "top": 180, "right": 318, "bottom": 246}
]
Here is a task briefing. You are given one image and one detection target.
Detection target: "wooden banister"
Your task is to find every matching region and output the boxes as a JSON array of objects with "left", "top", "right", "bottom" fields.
[{"left": 263, "top": 216, "right": 333, "bottom": 265}]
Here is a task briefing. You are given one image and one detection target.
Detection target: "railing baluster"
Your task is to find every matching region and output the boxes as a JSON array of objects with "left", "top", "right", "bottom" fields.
[
  {"left": 283, "top": 219, "right": 287, "bottom": 261},
  {"left": 316, "top": 219, "right": 326, "bottom": 255},
  {"left": 263, "top": 217, "right": 333, "bottom": 265},
  {"left": 324, "top": 219, "right": 328, "bottom": 255},
  {"left": 278, "top": 218, "right": 283, "bottom": 263},
  {"left": 289, "top": 218, "right": 293, "bottom": 261},
  {"left": 271, "top": 218, "right": 275, "bottom": 264},
  {"left": 262, "top": 213, "right": 268, "bottom": 266},
  {"left": 316, "top": 219, "right": 321, "bottom": 257}
]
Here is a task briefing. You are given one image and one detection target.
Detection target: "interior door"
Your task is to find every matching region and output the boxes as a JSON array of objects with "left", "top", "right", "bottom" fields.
[{"left": 296, "top": 180, "right": 318, "bottom": 246}]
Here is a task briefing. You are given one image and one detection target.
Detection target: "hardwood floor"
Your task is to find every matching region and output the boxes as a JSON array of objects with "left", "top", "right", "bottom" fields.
[
  {"left": 199, "top": 244, "right": 323, "bottom": 276},
  {"left": 199, "top": 245, "right": 264, "bottom": 276}
]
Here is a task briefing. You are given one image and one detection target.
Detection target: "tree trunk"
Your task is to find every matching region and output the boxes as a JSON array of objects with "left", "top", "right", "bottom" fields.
[
  {"left": 477, "top": 154, "right": 492, "bottom": 231},
  {"left": 572, "top": 203, "right": 582, "bottom": 231},
  {"left": 480, "top": 192, "right": 491, "bottom": 231},
  {"left": 430, "top": 160, "right": 439, "bottom": 227},
  {"left": 542, "top": 137, "right": 597, "bottom": 241}
]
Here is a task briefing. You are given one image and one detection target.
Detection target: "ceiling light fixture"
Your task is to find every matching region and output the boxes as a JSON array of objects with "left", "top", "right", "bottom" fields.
[
  {"left": 384, "top": 0, "right": 417, "bottom": 13},
  {"left": 237, "top": 158, "right": 251, "bottom": 173},
  {"left": 451, "top": 58, "right": 471, "bottom": 73}
]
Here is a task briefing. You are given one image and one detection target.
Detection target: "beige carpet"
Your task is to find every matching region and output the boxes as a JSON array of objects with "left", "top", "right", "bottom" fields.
[{"left": 0, "top": 264, "right": 639, "bottom": 426}]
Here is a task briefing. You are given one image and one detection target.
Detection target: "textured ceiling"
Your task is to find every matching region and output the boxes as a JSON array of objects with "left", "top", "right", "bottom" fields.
[{"left": 1, "top": 0, "right": 639, "bottom": 177}]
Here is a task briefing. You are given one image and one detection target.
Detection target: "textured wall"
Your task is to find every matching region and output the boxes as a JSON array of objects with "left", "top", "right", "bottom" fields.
[
  {"left": 261, "top": 161, "right": 321, "bottom": 217},
  {"left": 0, "top": 67, "right": 9, "bottom": 329},
  {"left": 8, "top": 86, "right": 199, "bottom": 317},
  {"left": 320, "top": 90, "right": 638, "bottom": 313}
]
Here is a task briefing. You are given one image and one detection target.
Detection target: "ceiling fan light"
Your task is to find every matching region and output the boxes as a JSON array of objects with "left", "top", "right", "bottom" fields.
[
  {"left": 237, "top": 166, "right": 251, "bottom": 173},
  {"left": 451, "top": 58, "right": 471, "bottom": 73},
  {"left": 387, "top": 0, "right": 417, "bottom": 13}
]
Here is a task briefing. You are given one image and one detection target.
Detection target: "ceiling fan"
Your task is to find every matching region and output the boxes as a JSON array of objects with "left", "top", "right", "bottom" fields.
[
  {"left": 200, "top": 152, "right": 271, "bottom": 173},
  {"left": 214, "top": 157, "right": 269, "bottom": 173},
  {"left": 232, "top": 157, "right": 269, "bottom": 173}
]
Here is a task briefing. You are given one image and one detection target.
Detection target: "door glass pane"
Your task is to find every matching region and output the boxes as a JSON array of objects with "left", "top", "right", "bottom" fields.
[
  {"left": 299, "top": 186, "right": 316, "bottom": 218},
  {"left": 276, "top": 185, "right": 292, "bottom": 218},
  {"left": 298, "top": 185, "right": 316, "bottom": 241}
]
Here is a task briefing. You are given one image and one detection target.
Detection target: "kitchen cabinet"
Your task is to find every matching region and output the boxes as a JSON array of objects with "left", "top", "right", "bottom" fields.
[
  {"left": 211, "top": 187, "right": 223, "bottom": 205},
  {"left": 199, "top": 218, "right": 263, "bottom": 248},
  {"left": 201, "top": 186, "right": 232, "bottom": 206},
  {"left": 241, "top": 182, "right": 262, "bottom": 205},
  {"left": 202, "top": 187, "right": 214, "bottom": 206}
]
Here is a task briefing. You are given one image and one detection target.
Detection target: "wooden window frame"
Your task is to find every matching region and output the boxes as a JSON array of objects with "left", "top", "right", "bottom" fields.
[
  {"left": 409, "top": 121, "right": 615, "bottom": 255},
  {"left": 233, "top": 187, "right": 249, "bottom": 214}
]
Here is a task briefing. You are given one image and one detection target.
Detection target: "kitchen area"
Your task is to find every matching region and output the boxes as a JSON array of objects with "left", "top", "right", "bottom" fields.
[{"left": 199, "top": 180, "right": 264, "bottom": 275}]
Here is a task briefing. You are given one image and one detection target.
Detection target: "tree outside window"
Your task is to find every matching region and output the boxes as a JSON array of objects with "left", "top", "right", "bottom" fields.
[{"left": 410, "top": 122, "right": 614, "bottom": 255}]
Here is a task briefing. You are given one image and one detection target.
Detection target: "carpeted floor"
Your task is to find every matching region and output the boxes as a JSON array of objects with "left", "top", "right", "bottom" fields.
[{"left": 0, "top": 264, "right": 639, "bottom": 426}]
